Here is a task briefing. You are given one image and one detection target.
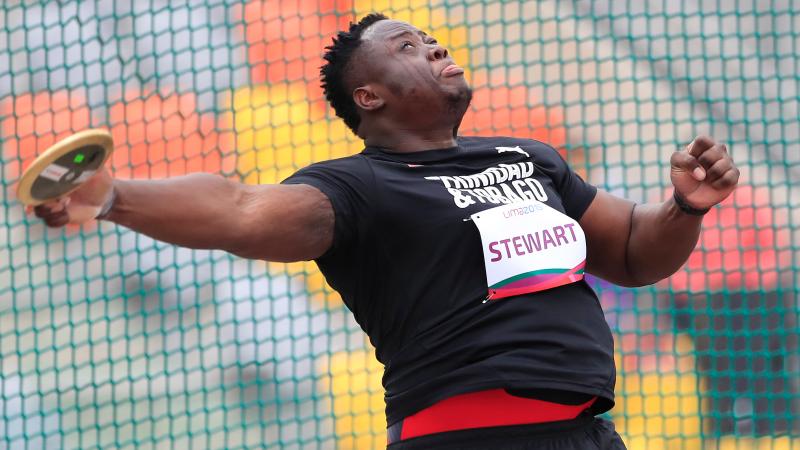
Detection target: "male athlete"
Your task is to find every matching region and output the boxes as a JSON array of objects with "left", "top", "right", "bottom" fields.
[{"left": 34, "top": 13, "right": 739, "bottom": 450}]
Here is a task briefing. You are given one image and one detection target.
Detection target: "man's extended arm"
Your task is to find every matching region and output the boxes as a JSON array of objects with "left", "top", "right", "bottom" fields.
[
  {"left": 33, "top": 170, "right": 334, "bottom": 262},
  {"left": 580, "top": 136, "right": 739, "bottom": 287}
]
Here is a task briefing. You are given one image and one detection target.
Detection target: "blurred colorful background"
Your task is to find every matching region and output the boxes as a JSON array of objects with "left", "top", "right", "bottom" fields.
[{"left": 1, "top": 1, "right": 798, "bottom": 449}]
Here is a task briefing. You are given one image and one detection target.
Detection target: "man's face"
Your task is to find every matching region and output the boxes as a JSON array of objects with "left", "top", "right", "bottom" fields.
[{"left": 357, "top": 19, "right": 471, "bottom": 121}]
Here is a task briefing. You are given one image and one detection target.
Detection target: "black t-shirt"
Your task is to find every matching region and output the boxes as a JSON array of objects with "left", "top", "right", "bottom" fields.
[{"left": 283, "top": 136, "right": 615, "bottom": 425}]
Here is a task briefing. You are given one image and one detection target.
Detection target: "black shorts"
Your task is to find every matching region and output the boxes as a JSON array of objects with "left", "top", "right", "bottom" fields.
[{"left": 386, "top": 415, "right": 627, "bottom": 450}]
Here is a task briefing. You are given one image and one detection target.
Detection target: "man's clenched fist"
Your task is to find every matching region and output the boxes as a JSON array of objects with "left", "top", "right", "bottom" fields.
[{"left": 670, "top": 136, "right": 740, "bottom": 211}]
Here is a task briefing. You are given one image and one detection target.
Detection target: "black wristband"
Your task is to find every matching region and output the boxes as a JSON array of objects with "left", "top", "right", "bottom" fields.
[{"left": 673, "top": 191, "right": 710, "bottom": 216}]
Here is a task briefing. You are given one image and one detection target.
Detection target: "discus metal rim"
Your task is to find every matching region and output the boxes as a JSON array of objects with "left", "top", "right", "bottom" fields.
[{"left": 16, "top": 129, "right": 114, "bottom": 206}]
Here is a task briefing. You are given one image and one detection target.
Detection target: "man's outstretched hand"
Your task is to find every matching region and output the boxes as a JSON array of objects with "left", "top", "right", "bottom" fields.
[
  {"left": 31, "top": 168, "right": 114, "bottom": 227},
  {"left": 670, "top": 135, "right": 740, "bottom": 210}
]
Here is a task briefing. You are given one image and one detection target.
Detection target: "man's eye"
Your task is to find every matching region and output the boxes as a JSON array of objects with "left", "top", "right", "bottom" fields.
[{"left": 401, "top": 42, "right": 414, "bottom": 50}]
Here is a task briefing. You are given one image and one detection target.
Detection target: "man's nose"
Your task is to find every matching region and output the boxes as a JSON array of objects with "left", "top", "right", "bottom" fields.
[{"left": 428, "top": 44, "right": 448, "bottom": 61}]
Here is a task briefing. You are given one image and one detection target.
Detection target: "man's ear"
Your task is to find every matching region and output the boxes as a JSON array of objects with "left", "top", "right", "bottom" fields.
[{"left": 353, "top": 86, "right": 384, "bottom": 111}]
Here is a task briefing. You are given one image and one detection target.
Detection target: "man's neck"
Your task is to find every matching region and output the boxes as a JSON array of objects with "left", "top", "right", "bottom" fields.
[{"left": 362, "top": 126, "right": 457, "bottom": 153}]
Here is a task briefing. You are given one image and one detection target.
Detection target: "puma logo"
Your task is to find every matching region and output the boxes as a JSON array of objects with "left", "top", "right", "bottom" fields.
[{"left": 496, "top": 146, "right": 530, "bottom": 158}]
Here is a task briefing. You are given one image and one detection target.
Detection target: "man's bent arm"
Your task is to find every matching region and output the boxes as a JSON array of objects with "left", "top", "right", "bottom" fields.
[
  {"left": 102, "top": 174, "right": 333, "bottom": 262},
  {"left": 580, "top": 136, "right": 738, "bottom": 287},
  {"left": 580, "top": 192, "right": 702, "bottom": 287}
]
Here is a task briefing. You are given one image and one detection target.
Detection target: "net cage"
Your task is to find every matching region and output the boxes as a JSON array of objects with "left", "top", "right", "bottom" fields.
[{"left": 1, "top": 1, "right": 798, "bottom": 449}]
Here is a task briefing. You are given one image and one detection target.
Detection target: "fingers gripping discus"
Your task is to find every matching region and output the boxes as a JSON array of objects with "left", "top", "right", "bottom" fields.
[{"left": 16, "top": 129, "right": 113, "bottom": 206}]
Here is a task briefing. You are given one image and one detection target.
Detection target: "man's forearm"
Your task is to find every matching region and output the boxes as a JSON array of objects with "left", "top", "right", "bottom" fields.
[
  {"left": 625, "top": 197, "right": 703, "bottom": 286},
  {"left": 104, "top": 173, "right": 247, "bottom": 252}
]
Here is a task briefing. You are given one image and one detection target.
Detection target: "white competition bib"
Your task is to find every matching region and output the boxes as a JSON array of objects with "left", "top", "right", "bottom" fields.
[{"left": 471, "top": 199, "right": 587, "bottom": 300}]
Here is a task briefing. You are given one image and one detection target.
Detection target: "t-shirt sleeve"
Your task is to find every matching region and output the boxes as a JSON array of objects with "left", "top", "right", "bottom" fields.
[
  {"left": 281, "top": 156, "right": 373, "bottom": 257},
  {"left": 539, "top": 144, "right": 597, "bottom": 220}
]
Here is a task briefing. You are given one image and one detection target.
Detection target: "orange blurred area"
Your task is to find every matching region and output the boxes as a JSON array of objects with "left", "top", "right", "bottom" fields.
[
  {"left": 237, "top": 0, "right": 353, "bottom": 104},
  {"left": 666, "top": 185, "right": 791, "bottom": 292},
  {"left": 1, "top": 91, "right": 91, "bottom": 180},
  {"left": 462, "top": 71, "right": 567, "bottom": 149},
  {"left": 1, "top": 90, "right": 235, "bottom": 182},
  {"left": 238, "top": 0, "right": 472, "bottom": 107},
  {"left": 109, "top": 91, "right": 235, "bottom": 179},
  {"left": 461, "top": 70, "right": 583, "bottom": 176}
]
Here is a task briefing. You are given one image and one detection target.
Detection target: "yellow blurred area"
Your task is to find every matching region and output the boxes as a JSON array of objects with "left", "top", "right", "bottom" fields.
[
  {"left": 228, "top": 83, "right": 361, "bottom": 185},
  {"left": 321, "top": 349, "right": 386, "bottom": 450},
  {"left": 613, "top": 334, "right": 703, "bottom": 450},
  {"left": 354, "top": 0, "right": 470, "bottom": 74}
]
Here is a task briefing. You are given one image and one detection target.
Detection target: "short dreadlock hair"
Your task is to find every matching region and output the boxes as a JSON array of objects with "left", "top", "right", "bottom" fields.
[{"left": 321, "top": 13, "right": 389, "bottom": 135}]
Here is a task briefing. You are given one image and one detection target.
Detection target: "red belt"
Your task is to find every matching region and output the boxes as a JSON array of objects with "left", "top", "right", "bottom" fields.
[{"left": 387, "top": 389, "right": 597, "bottom": 444}]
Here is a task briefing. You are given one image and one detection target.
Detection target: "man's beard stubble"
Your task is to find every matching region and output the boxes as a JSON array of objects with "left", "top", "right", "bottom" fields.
[{"left": 447, "top": 86, "right": 473, "bottom": 137}]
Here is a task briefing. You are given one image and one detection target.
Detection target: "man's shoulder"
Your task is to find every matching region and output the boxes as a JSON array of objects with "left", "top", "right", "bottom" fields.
[
  {"left": 295, "top": 151, "right": 370, "bottom": 174},
  {"left": 281, "top": 151, "right": 375, "bottom": 190}
]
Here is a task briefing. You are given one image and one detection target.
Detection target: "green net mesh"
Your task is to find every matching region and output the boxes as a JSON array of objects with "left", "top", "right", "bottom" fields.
[{"left": 1, "top": 1, "right": 798, "bottom": 449}]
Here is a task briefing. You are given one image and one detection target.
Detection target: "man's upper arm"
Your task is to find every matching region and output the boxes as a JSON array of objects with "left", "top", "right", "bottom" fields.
[
  {"left": 231, "top": 183, "right": 335, "bottom": 262},
  {"left": 579, "top": 189, "right": 637, "bottom": 286},
  {"left": 530, "top": 142, "right": 635, "bottom": 283}
]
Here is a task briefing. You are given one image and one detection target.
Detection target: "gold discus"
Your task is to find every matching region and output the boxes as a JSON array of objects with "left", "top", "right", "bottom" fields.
[{"left": 16, "top": 129, "right": 114, "bottom": 206}]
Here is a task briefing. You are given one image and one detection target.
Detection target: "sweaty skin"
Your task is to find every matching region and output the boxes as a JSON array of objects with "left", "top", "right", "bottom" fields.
[{"left": 33, "top": 18, "right": 739, "bottom": 286}]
